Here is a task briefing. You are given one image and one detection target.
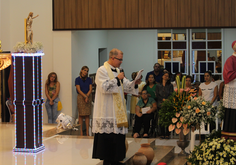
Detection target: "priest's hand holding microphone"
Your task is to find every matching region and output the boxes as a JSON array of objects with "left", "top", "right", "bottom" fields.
[
  {"left": 117, "top": 72, "right": 125, "bottom": 80},
  {"left": 117, "top": 69, "right": 142, "bottom": 85}
]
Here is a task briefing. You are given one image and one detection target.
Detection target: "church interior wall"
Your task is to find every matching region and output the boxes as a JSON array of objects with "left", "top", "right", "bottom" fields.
[
  {"left": 223, "top": 28, "right": 236, "bottom": 64},
  {"left": 107, "top": 30, "right": 157, "bottom": 81},
  {"left": 1, "top": 0, "right": 236, "bottom": 123},
  {"left": 71, "top": 30, "right": 108, "bottom": 122}
]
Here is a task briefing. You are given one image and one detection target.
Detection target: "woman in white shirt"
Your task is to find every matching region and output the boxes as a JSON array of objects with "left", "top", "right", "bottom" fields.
[{"left": 199, "top": 71, "right": 218, "bottom": 106}]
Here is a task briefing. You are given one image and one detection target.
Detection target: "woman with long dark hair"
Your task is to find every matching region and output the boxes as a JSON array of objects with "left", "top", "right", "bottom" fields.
[
  {"left": 45, "top": 72, "right": 60, "bottom": 123},
  {"left": 199, "top": 71, "right": 218, "bottom": 106},
  {"left": 156, "top": 71, "right": 173, "bottom": 139},
  {"left": 143, "top": 73, "right": 157, "bottom": 100},
  {"left": 75, "top": 66, "right": 92, "bottom": 136}
]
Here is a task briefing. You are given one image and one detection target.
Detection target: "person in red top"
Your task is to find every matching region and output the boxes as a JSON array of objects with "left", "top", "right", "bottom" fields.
[{"left": 222, "top": 40, "right": 236, "bottom": 139}]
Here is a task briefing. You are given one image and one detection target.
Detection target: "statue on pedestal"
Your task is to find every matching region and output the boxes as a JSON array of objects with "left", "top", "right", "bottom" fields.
[{"left": 25, "top": 12, "right": 39, "bottom": 44}]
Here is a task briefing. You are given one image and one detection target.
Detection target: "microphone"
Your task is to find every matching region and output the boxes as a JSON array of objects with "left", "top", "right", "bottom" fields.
[
  {"left": 119, "top": 67, "right": 124, "bottom": 83},
  {"left": 119, "top": 67, "right": 124, "bottom": 73}
]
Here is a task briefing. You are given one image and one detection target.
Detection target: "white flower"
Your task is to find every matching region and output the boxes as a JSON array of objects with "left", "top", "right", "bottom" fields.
[{"left": 13, "top": 42, "right": 43, "bottom": 53}]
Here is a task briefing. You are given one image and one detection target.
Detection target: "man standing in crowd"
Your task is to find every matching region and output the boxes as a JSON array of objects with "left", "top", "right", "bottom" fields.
[
  {"left": 92, "top": 48, "right": 141, "bottom": 165},
  {"left": 145, "top": 63, "right": 163, "bottom": 83}
]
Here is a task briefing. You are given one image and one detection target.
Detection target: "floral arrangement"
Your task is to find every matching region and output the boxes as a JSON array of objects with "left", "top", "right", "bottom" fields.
[
  {"left": 182, "top": 96, "right": 217, "bottom": 131},
  {"left": 158, "top": 94, "right": 177, "bottom": 128},
  {"left": 188, "top": 135, "right": 236, "bottom": 165},
  {"left": 14, "top": 42, "right": 43, "bottom": 53},
  {"left": 160, "top": 75, "right": 192, "bottom": 135},
  {"left": 217, "top": 99, "right": 225, "bottom": 121}
]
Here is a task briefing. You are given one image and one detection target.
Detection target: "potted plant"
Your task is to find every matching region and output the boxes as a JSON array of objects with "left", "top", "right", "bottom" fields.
[
  {"left": 159, "top": 75, "right": 192, "bottom": 155},
  {"left": 182, "top": 96, "right": 217, "bottom": 143},
  {"left": 187, "top": 130, "right": 236, "bottom": 165}
]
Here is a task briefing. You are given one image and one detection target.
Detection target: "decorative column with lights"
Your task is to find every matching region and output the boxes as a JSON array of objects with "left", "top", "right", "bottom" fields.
[{"left": 12, "top": 52, "right": 45, "bottom": 153}]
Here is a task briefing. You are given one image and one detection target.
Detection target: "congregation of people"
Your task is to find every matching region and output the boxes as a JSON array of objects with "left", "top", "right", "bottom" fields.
[
  {"left": 130, "top": 63, "right": 226, "bottom": 139},
  {"left": 41, "top": 47, "right": 236, "bottom": 165},
  {"left": 44, "top": 62, "right": 225, "bottom": 138}
]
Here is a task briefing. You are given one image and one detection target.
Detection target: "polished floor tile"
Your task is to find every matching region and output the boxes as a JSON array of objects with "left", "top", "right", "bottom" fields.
[{"left": 0, "top": 123, "right": 197, "bottom": 165}]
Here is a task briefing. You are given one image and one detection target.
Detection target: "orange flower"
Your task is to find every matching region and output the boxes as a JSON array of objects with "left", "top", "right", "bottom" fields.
[
  {"left": 195, "top": 108, "right": 200, "bottom": 113},
  {"left": 202, "top": 101, "right": 206, "bottom": 105},
  {"left": 180, "top": 116, "right": 184, "bottom": 122},
  {"left": 194, "top": 97, "right": 197, "bottom": 100},
  {"left": 176, "top": 113, "right": 180, "bottom": 117},
  {"left": 207, "top": 112, "right": 211, "bottom": 116},
  {"left": 188, "top": 105, "right": 191, "bottom": 109}
]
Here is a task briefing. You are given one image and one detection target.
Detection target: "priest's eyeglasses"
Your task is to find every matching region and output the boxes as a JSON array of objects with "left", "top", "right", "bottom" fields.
[{"left": 114, "top": 57, "right": 123, "bottom": 61}]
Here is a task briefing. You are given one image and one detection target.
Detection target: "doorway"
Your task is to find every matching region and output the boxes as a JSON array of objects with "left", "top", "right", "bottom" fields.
[{"left": 98, "top": 48, "right": 107, "bottom": 67}]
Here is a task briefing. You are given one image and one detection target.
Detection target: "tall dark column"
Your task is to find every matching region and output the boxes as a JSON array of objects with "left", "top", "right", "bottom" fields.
[{"left": 12, "top": 53, "right": 45, "bottom": 153}]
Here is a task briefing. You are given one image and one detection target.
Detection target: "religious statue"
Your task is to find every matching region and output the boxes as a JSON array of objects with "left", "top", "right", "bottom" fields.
[{"left": 25, "top": 12, "right": 39, "bottom": 44}]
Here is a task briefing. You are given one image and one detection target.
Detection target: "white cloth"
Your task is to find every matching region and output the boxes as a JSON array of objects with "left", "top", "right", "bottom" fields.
[
  {"left": 92, "top": 64, "right": 138, "bottom": 135},
  {"left": 215, "top": 80, "right": 222, "bottom": 92},
  {"left": 223, "top": 79, "right": 236, "bottom": 109},
  {"left": 171, "top": 81, "right": 177, "bottom": 90},
  {"left": 199, "top": 82, "right": 217, "bottom": 106}
]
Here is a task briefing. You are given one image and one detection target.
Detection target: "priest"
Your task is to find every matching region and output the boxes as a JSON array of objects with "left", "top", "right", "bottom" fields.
[
  {"left": 222, "top": 40, "right": 236, "bottom": 140},
  {"left": 92, "top": 48, "right": 141, "bottom": 165}
]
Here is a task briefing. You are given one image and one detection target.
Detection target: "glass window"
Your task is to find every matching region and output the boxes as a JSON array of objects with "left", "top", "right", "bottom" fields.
[
  {"left": 157, "top": 29, "right": 188, "bottom": 75},
  {"left": 208, "top": 41, "right": 221, "bottom": 49},
  {"left": 158, "top": 50, "right": 171, "bottom": 66},
  {"left": 192, "top": 29, "right": 206, "bottom": 40},
  {"left": 208, "top": 50, "right": 222, "bottom": 73},
  {"left": 157, "top": 28, "right": 223, "bottom": 82},
  {"left": 192, "top": 51, "right": 206, "bottom": 74},
  {"left": 190, "top": 29, "right": 222, "bottom": 82},
  {"left": 164, "top": 61, "right": 180, "bottom": 73},
  {"left": 208, "top": 29, "right": 221, "bottom": 40},
  {"left": 157, "top": 30, "right": 171, "bottom": 40},
  {"left": 192, "top": 42, "right": 206, "bottom": 49},
  {"left": 172, "top": 29, "right": 186, "bottom": 41},
  {"left": 158, "top": 42, "right": 171, "bottom": 49},
  {"left": 173, "top": 42, "right": 186, "bottom": 49}
]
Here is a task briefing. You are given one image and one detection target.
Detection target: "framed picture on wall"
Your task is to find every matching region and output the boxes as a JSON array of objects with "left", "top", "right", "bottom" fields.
[{"left": 89, "top": 73, "right": 96, "bottom": 102}]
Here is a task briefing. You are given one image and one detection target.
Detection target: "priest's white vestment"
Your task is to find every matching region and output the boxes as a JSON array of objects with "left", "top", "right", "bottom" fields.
[{"left": 92, "top": 64, "right": 138, "bottom": 135}]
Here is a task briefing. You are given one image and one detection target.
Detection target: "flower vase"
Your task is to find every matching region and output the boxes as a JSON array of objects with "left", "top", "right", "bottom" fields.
[
  {"left": 177, "top": 127, "right": 189, "bottom": 156},
  {"left": 138, "top": 143, "right": 154, "bottom": 165},
  {"left": 125, "top": 138, "right": 129, "bottom": 153},
  {"left": 132, "top": 152, "right": 147, "bottom": 165}
]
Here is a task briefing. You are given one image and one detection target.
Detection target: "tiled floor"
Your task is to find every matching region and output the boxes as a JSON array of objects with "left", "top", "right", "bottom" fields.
[{"left": 0, "top": 123, "right": 198, "bottom": 165}]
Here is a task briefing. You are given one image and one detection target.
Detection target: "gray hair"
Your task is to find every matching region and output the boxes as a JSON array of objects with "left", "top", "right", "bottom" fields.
[{"left": 109, "top": 48, "right": 123, "bottom": 58}]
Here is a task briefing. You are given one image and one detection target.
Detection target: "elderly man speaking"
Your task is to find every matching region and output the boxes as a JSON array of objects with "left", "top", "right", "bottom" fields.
[{"left": 92, "top": 48, "right": 142, "bottom": 165}]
